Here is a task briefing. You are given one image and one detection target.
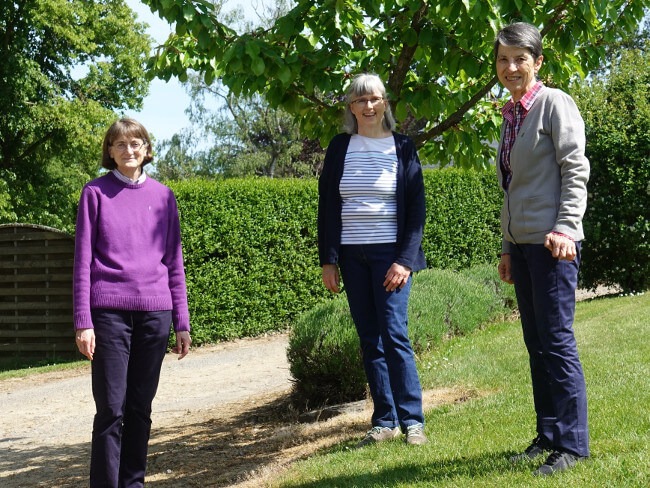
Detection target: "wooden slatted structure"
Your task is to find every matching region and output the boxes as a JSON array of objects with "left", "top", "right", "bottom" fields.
[{"left": 0, "top": 223, "right": 80, "bottom": 363}]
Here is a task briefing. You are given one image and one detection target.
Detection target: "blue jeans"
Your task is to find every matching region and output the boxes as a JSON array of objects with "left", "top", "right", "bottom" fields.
[
  {"left": 339, "top": 243, "right": 424, "bottom": 430},
  {"left": 89, "top": 309, "right": 171, "bottom": 488},
  {"left": 509, "top": 242, "right": 589, "bottom": 457}
]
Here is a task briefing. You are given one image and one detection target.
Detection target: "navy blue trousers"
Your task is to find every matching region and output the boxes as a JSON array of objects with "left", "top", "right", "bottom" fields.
[
  {"left": 339, "top": 243, "right": 424, "bottom": 430},
  {"left": 89, "top": 309, "right": 171, "bottom": 488},
  {"left": 509, "top": 242, "right": 589, "bottom": 458}
]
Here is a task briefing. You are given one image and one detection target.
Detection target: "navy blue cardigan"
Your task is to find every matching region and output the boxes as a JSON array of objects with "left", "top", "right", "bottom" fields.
[{"left": 317, "top": 132, "right": 427, "bottom": 272}]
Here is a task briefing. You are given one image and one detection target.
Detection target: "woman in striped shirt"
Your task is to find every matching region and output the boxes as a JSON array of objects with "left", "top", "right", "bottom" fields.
[{"left": 318, "top": 73, "right": 428, "bottom": 447}]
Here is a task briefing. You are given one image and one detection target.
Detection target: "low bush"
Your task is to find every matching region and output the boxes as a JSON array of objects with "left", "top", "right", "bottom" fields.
[{"left": 287, "top": 264, "right": 517, "bottom": 409}]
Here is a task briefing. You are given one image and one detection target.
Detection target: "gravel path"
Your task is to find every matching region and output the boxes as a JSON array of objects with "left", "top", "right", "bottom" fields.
[{"left": 0, "top": 333, "right": 291, "bottom": 487}]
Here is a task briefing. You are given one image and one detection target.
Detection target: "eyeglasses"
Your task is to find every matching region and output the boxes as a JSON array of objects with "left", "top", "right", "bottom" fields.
[
  {"left": 112, "top": 141, "right": 147, "bottom": 152},
  {"left": 351, "top": 97, "right": 384, "bottom": 107}
]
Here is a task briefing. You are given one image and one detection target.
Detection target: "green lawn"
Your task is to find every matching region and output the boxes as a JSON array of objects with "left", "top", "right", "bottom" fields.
[{"left": 272, "top": 293, "right": 649, "bottom": 487}]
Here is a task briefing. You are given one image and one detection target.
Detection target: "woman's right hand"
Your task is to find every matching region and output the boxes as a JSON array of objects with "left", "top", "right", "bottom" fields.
[
  {"left": 498, "top": 254, "right": 514, "bottom": 284},
  {"left": 322, "top": 264, "right": 341, "bottom": 293},
  {"left": 75, "top": 328, "right": 96, "bottom": 360}
]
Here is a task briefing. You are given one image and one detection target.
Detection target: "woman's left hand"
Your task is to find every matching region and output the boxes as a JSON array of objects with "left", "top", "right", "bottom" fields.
[
  {"left": 383, "top": 263, "right": 411, "bottom": 292},
  {"left": 172, "top": 330, "right": 191, "bottom": 360}
]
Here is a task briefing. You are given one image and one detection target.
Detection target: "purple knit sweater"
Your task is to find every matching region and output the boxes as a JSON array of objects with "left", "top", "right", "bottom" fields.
[{"left": 73, "top": 173, "right": 190, "bottom": 332}]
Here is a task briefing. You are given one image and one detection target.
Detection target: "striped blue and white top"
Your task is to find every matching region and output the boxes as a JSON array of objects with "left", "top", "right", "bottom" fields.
[{"left": 340, "top": 134, "right": 398, "bottom": 244}]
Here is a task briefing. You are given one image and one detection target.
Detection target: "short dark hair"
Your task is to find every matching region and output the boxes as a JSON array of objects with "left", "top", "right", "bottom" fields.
[
  {"left": 494, "top": 22, "right": 543, "bottom": 61},
  {"left": 101, "top": 118, "right": 154, "bottom": 170}
]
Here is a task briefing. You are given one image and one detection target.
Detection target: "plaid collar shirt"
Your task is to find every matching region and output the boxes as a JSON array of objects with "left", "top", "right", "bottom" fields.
[{"left": 499, "top": 81, "right": 544, "bottom": 190}]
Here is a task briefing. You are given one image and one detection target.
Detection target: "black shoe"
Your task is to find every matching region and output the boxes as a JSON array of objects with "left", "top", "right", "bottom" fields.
[
  {"left": 533, "top": 450, "right": 583, "bottom": 476},
  {"left": 509, "top": 435, "right": 552, "bottom": 462}
]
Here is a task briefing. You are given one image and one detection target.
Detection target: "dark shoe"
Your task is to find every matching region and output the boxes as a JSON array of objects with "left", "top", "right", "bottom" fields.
[
  {"left": 533, "top": 450, "right": 583, "bottom": 476},
  {"left": 509, "top": 435, "right": 552, "bottom": 462},
  {"left": 355, "top": 426, "right": 401, "bottom": 448}
]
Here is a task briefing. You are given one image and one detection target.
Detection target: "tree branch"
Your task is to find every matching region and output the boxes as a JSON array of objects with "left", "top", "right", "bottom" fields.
[
  {"left": 413, "top": 75, "right": 499, "bottom": 147},
  {"left": 387, "top": 2, "right": 429, "bottom": 99}
]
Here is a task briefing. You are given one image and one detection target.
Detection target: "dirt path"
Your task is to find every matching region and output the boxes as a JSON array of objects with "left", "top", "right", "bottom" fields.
[{"left": 0, "top": 333, "right": 293, "bottom": 487}]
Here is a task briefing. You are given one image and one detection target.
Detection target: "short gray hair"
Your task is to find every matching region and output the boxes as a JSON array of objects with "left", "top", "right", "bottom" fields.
[
  {"left": 494, "top": 22, "right": 543, "bottom": 61},
  {"left": 342, "top": 73, "right": 396, "bottom": 134}
]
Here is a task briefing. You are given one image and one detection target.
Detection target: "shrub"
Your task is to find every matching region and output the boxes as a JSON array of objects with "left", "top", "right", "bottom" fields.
[
  {"left": 287, "top": 264, "right": 518, "bottom": 409},
  {"left": 286, "top": 299, "right": 367, "bottom": 409},
  {"left": 574, "top": 44, "right": 650, "bottom": 293}
]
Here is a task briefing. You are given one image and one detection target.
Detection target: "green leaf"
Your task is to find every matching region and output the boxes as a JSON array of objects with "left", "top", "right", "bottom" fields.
[
  {"left": 277, "top": 64, "right": 292, "bottom": 85},
  {"left": 251, "top": 56, "right": 266, "bottom": 76},
  {"left": 183, "top": 4, "right": 195, "bottom": 23},
  {"left": 403, "top": 27, "right": 418, "bottom": 47}
]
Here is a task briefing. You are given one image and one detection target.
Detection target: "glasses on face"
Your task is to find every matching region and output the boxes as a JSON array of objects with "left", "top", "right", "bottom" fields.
[
  {"left": 112, "top": 141, "right": 147, "bottom": 152},
  {"left": 351, "top": 96, "right": 384, "bottom": 107}
]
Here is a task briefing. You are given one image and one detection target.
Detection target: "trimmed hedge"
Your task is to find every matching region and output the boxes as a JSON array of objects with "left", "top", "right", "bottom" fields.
[
  {"left": 168, "top": 179, "right": 326, "bottom": 344},
  {"left": 422, "top": 169, "right": 502, "bottom": 270},
  {"left": 287, "top": 264, "right": 518, "bottom": 408},
  {"left": 168, "top": 169, "right": 503, "bottom": 345}
]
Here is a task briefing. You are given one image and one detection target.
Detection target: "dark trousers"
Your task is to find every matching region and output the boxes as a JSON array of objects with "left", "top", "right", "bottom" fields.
[
  {"left": 89, "top": 309, "right": 171, "bottom": 488},
  {"left": 339, "top": 243, "right": 424, "bottom": 430},
  {"left": 509, "top": 242, "right": 589, "bottom": 458}
]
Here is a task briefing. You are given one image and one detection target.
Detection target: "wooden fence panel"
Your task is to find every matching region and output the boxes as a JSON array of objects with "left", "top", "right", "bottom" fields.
[{"left": 0, "top": 224, "right": 81, "bottom": 364}]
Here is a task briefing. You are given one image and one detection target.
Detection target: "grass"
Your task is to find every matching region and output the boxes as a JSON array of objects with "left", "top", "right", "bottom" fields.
[
  {"left": 270, "top": 292, "right": 650, "bottom": 487},
  {"left": 0, "top": 357, "right": 85, "bottom": 380}
]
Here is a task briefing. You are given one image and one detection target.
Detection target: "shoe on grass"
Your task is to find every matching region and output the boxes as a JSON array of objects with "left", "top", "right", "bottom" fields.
[
  {"left": 356, "top": 426, "right": 401, "bottom": 448},
  {"left": 509, "top": 434, "right": 552, "bottom": 462},
  {"left": 405, "top": 423, "right": 428, "bottom": 445},
  {"left": 533, "top": 450, "right": 583, "bottom": 476}
]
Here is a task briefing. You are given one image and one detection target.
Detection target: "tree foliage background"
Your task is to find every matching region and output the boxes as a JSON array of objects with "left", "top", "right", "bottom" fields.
[
  {"left": 144, "top": 0, "right": 648, "bottom": 169},
  {"left": 0, "top": 0, "right": 152, "bottom": 231},
  {"left": 154, "top": 0, "right": 325, "bottom": 179},
  {"left": 575, "top": 40, "right": 650, "bottom": 293},
  {"left": 155, "top": 73, "right": 324, "bottom": 179}
]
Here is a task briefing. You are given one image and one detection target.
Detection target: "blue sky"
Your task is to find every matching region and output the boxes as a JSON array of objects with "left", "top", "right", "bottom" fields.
[{"left": 125, "top": 0, "right": 254, "bottom": 143}]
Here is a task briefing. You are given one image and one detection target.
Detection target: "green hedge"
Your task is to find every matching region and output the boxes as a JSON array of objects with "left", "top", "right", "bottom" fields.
[
  {"left": 168, "top": 179, "right": 327, "bottom": 344},
  {"left": 287, "top": 264, "right": 518, "bottom": 408},
  {"left": 422, "top": 169, "right": 502, "bottom": 270},
  {"left": 168, "top": 169, "right": 503, "bottom": 345}
]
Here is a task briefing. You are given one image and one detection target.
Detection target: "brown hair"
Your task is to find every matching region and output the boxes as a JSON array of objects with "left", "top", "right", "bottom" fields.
[{"left": 101, "top": 117, "right": 154, "bottom": 170}]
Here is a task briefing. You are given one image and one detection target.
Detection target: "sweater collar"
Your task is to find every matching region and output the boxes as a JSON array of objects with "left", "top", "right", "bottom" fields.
[{"left": 111, "top": 168, "right": 147, "bottom": 185}]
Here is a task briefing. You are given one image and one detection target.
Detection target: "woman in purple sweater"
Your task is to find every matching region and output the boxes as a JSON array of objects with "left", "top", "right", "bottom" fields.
[{"left": 74, "top": 118, "right": 191, "bottom": 487}]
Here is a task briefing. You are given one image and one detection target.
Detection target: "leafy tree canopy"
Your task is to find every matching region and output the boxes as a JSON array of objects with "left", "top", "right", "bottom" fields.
[
  {"left": 0, "top": 0, "right": 152, "bottom": 230},
  {"left": 143, "top": 0, "right": 648, "bottom": 168}
]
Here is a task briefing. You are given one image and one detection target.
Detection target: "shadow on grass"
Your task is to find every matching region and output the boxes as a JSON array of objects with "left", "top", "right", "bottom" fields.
[
  {"left": 281, "top": 450, "right": 524, "bottom": 488},
  {"left": 0, "top": 440, "right": 90, "bottom": 488},
  {"left": 0, "top": 389, "right": 482, "bottom": 487},
  {"left": 145, "top": 392, "right": 365, "bottom": 487}
]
